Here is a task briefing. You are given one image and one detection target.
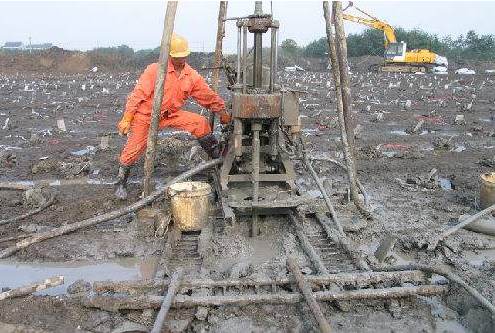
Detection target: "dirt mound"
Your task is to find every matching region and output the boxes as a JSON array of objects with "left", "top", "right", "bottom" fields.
[
  {"left": 0, "top": 48, "right": 214, "bottom": 74},
  {"left": 0, "top": 47, "right": 91, "bottom": 74}
]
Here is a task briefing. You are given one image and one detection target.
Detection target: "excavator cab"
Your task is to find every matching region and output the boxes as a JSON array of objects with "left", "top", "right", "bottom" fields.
[{"left": 384, "top": 42, "right": 406, "bottom": 62}]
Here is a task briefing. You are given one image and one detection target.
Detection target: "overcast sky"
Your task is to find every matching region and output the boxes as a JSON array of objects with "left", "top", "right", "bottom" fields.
[{"left": 1, "top": 1, "right": 494, "bottom": 52}]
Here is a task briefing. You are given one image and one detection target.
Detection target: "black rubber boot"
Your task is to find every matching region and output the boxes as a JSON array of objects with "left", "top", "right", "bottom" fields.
[
  {"left": 115, "top": 164, "right": 131, "bottom": 200},
  {"left": 197, "top": 133, "right": 221, "bottom": 159}
]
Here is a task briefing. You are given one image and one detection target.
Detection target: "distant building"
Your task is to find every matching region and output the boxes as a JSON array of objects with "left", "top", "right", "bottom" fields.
[
  {"left": 31, "top": 43, "right": 53, "bottom": 50},
  {"left": 2, "top": 42, "right": 24, "bottom": 50}
]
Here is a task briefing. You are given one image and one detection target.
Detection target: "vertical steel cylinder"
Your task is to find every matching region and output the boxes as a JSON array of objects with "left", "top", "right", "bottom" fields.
[
  {"left": 269, "top": 27, "right": 277, "bottom": 93},
  {"left": 253, "top": 33, "right": 263, "bottom": 88},
  {"left": 242, "top": 25, "right": 248, "bottom": 93},
  {"left": 234, "top": 118, "right": 243, "bottom": 159},
  {"left": 236, "top": 26, "right": 242, "bottom": 85}
]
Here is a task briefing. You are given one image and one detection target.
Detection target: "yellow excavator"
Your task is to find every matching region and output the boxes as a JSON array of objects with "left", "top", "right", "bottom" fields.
[{"left": 342, "top": 2, "right": 448, "bottom": 73}]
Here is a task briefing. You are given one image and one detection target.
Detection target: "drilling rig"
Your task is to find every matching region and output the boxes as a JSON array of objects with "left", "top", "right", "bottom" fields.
[{"left": 217, "top": 1, "right": 304, "bottom": 236}]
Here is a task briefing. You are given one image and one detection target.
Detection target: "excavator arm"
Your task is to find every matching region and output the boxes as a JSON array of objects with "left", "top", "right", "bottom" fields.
[
  {"left": 342, "top": 13, "right": 397, "bottom": 48},
  {"left": 340, "top": 2, "right": 448, "bottom": 71}
]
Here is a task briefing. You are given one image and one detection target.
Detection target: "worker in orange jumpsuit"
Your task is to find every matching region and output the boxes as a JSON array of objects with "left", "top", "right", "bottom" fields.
[{"left": 115, "top": 34, "right": 231, "bottom": 199}]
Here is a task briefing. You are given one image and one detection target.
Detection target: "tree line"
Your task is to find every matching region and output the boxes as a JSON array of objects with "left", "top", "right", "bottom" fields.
[{"left": 280, "top": 28, "right": 495, "bottom": 62}]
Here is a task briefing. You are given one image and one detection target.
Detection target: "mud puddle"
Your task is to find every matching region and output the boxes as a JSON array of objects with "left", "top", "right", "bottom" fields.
[
  {"left": 0, "top": 257, "right": 158, "bottom": 295},
  {"left": 216, "top": 236, "right": 279, "bottom": 273},
  {"left": 463, "top": 249, "right": 495, "bottom": 267}
]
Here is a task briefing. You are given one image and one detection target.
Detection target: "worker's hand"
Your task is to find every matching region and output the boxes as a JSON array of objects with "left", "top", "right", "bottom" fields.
[
  {"left": 219, "top": 111, "right": 231, "bottom": 125},
  {"left": 118, "top": 113, "right": 134, "bottom": 136}
]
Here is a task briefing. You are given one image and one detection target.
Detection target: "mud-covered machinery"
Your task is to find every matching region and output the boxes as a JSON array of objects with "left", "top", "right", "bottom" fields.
[{"left": 217, "top": 2, "right": 304, "bottom": 236}]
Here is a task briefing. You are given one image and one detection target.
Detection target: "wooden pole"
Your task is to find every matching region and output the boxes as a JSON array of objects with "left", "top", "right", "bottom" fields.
[
  {"left": 0, "top": 194, "right": 55, "bottom": 226},
  {"left": 0, "top": 276, "right": 64, "bottom": 300},
  {"left": 428, "top": 203, "right": 495, "bottom": 251},
  {"left": 322, "top": 1, "right": 371, "bottom": 219},
  {"left": 332, "top": 1, "right": 354, "bottom": 149},
  {"left": 151, "top": 268, "right": 183, "bottom": 333},
  {"left": 382, "top": 264, "right": 495, "bottom": 315},
  {"left": 80, "top": 285, "right": 447, "bottom": 311},
  {"left": 209, "top": 1, "right": 228, "bottom": 130},
  {"left": 287, "top": 257, "right": 332, "bottom": 333},
  {"left": 92, "top": 270, "right": 427, "bottom": 295},
  {"left": 143, "top": 1, "right": 178, "bottom": 196}
]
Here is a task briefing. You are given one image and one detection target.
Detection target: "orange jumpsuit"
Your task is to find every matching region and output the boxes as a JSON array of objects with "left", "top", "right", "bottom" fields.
[{"left": 119, "top": 61, "right": 225, "bottom": 166}]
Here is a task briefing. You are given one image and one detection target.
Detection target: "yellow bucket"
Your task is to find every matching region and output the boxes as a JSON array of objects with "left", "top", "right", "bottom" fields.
[
  {"left": 168, "top": 181, "right": 211, "bottom": 231},
  {"left": 480, "top": 172, "right": 495, "bottom": 209}
]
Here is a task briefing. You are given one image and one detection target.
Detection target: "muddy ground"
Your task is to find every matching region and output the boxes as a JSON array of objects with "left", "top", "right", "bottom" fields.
[{"left": 1, "top": 58, "right": 495, "bottom": 332}]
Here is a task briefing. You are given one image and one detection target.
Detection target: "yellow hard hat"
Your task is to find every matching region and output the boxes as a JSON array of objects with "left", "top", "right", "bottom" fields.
[{"left": 170, "top": 34, "right": 190, "bottom": 58}]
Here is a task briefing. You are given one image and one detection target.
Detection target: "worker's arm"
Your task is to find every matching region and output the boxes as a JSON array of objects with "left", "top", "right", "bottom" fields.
[
  {"left": 118, "top": 63, "right": 158, "bottom": 135},
  {"left": 190, "top": 74, "right": 225, "bottom": 113},
  {"left": 124, "top": 63, "right": 158, "bottom": 116}
]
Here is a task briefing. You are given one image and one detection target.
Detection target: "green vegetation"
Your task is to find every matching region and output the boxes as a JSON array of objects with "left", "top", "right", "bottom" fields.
[{"left": 279, "top": 29, "right": 495, "bottom": 61}]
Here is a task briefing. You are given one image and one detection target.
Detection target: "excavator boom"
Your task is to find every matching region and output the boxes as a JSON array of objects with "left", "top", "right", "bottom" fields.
[
  {"left": 342, "top": 13, "right": 396, "bottom": 48},
  {"left": 341, "top": 2, "right": 448, "bottom": 72}
]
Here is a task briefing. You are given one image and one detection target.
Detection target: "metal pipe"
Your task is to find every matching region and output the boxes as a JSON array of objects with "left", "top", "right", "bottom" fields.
[
  {"left": 253, "top": 33, "right": 263, "bottom": 88},
  {"left": 251, "top": 122, "right": 261, "bottom": 236},
  {"left": 151, "top": 268, "right": 183, "bottom": 333},
  {"left": 242, "top": 25, "right": 248, "bottom": 93},
  {"left": 254, "top": 1, "right": 263, "bottom": 15},
  {"left": 234, "top": 118, "right": 243, "bottom": 159},
  {"left": 269, "top": 27, "right": 277, "bottom": 93},
  {"left": 236, "top": 26, "right": 242, "bottom": 85},
  {"left": 269, "top": 120, "right": 278, "bottom": 159}
]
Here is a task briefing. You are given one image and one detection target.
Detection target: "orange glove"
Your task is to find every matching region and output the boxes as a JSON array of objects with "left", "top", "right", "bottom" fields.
[
  {"left": 219, "top": 111, "right": 231, "bottom": 125},
  {"left": 118, "top": 113, "right": 134, "bottom": 136}
]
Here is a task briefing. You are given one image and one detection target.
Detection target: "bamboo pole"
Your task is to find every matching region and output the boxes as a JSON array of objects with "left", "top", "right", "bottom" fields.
[
  {"left": 332, "top": 1, "right": 354, "bottom": 149},
  {"left": 143, "top": 1, "right": 178, "bottom": 196},
  {"left": 322, "top": 1, "right": 371, "bottom": 219},
  {"left": 428, "top": 203, "right": 495, "bottom": 251},
  {"left": 287, "top": 257, "right": 332, "bottom": 333},
  {"left": 289, "top": 213, "right": 329, "bottom": 275},
  {"left": 209, "top": 1, "right": 228, "bottom": 130},
  {"left": 0, "top": 159, "right": 223, "bottom": 259},
  {"left": 382, "top": 264, "right": 495, "bottom": 315},
  {"left": 0, "top": 182, "right": 30, "bottom": 191},
  {"left": 0, "top": 194, "right": 56, "bottom": 226},
  {"left": 151, "top": 268, "right": 183, "bottom": 333},
  {"left": 92, "top": 270, "right": 428, "bottom": 294},
  {"left": 0, "top": 276, "right": 64, "bottom": 300},
  {"left": 80, "top": 285, "right": 447, "bottom": 311},
  {"left": 300, "top": 154, "right": 343, "bottom": 236}
]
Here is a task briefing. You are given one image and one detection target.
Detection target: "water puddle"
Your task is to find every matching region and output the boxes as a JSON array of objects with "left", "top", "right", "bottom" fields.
[
  {"left": 462, "top": 249, "right": 495, "bottom": 267},
  {"left": 382, "top": 151, "right": 398, "bottom": 158},
  {"left": 249, "top": 237, "right": 279, "bottom": 266},
  {"left": 451, "top": 144, "right": 466, "bottom": 153},
  {"left": 439, "top": 177, "right": 453, "bottom": 191},
  {"left": 478, "top": 118, "right": 492, "bottom": 123},
  {"left": 0, "top": 257, "right": 158, "bottom": 295},
  {"left": 390, "top": 130, "right": 409, "bottom": 136},
  {"left": 420, "top": 296, "right": 469, "bottom": 333},
  {"left": 70, "top": 145, "right": 97, "bottom": 156},
  {"left": 216, "top": 235, "right": 279, "bottom": 273}
]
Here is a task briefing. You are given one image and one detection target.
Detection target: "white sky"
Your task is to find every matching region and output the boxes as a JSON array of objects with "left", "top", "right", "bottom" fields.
[{"left": 1, "top": 1, "right": 494, "bottom": 52}]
